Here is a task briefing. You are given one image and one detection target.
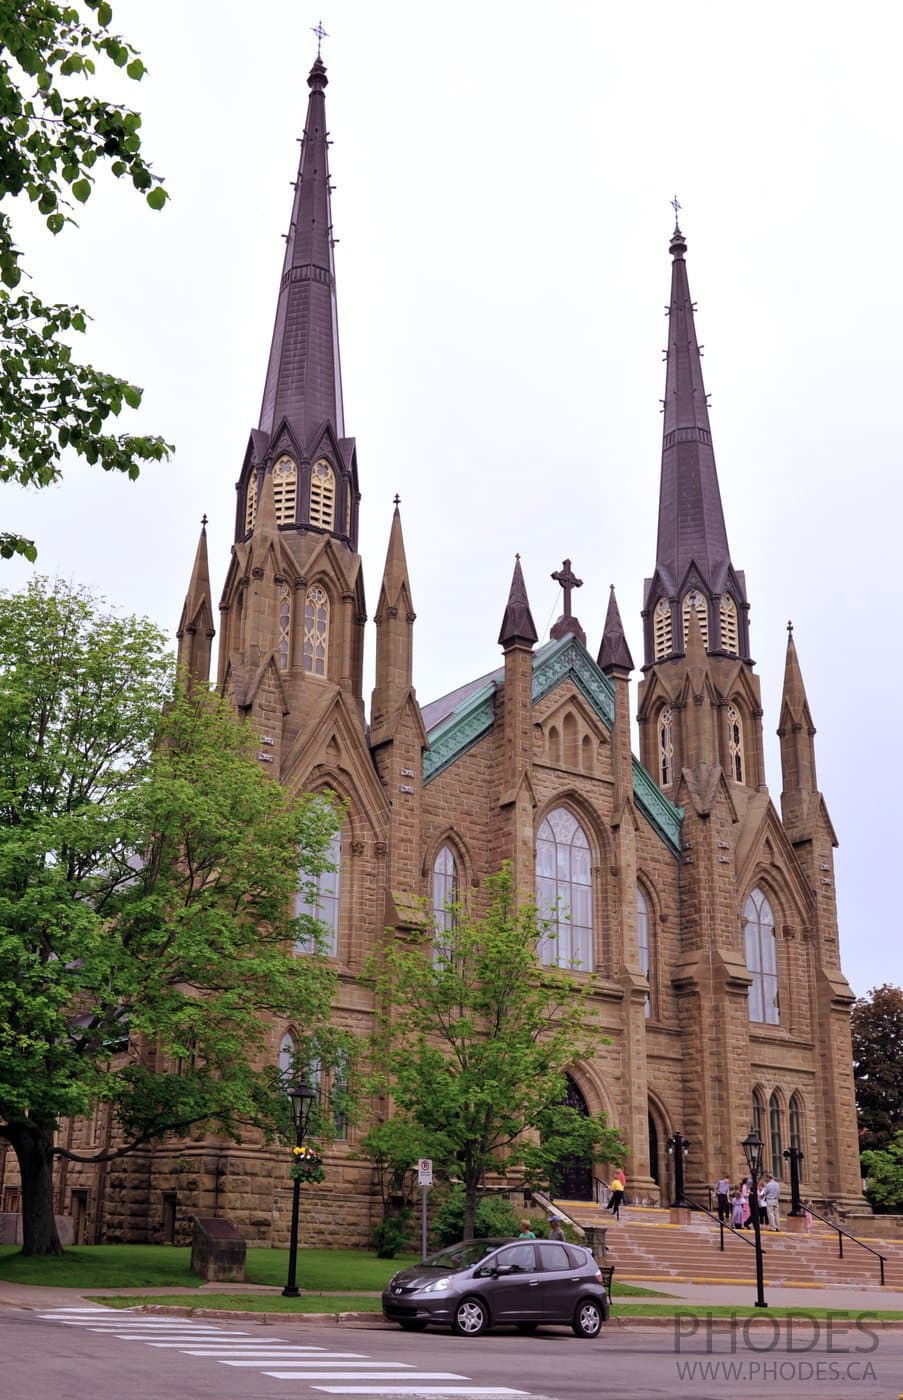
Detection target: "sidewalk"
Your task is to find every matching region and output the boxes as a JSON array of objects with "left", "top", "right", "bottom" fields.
[{"left": 3, "top": 1277, "right": 903, "bottom": 1325}]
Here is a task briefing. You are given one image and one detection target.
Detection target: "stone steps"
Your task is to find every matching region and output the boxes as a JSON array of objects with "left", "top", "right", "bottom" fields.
[{"left": 547, "top": 1201, "right": 901, "bottom": 1289}]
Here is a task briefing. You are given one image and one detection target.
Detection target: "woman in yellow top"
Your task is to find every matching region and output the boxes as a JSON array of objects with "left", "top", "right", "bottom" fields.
[{"left": 607, "top": 1174, "right": 625, "bottom": 1220}]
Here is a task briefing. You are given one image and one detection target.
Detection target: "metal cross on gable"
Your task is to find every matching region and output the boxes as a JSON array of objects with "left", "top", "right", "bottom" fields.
[
  {"left": 551, "top": 558, "right": 583, "bottom": 619},
  {"left": 312, "top": 19, "right": 329, "bottom": 56}
]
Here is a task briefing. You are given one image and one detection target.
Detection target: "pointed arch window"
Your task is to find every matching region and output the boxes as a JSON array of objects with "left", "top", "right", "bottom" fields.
[
  {"left": 345, "top": 483, "right": 352, "bottom": 536},
  {"left": 272, "top": 455, "right": 297, "bottom": 525},
  {"left": 789, "top": 1094, "right": 804, "bottom": 1181},
  {"left": 682, "top": 590, "right": 709, "bottom": 650},
  {"left": 303, "top": 585, "right": 329, "bottom": 677},
  {"left": 310, "top": 459, "right": 336, "bottom": 531},
  {"left": 769, "top": 1092, "right": 784, "bottom": 1178},
  {"left": 432, "top": 844, "right": 458, "bottom": 963},
  {"left": 295, "top": 826, "right": 341, "bottom": 957},
  {"left": 720, "top": 594, "right": 739, "bottom": 655},
  {"left": 278, "top": 583, "right": 291, "bottom": 671},
  {"left": 727, "top": 704, "right": 744, "bottom": 783},
  {"left": 659, "top": 707, "right": 674, "bottom": 787},
  {"left": 278, "top": 1032, "right": 296, "bottom": 1082},
  {"left": 752, "top": 1087, "right": 766, "bottom": 1146},
  {"left": 654, "top": 598, "right": 673, "bottom": 660},
  {"left": 637, "top": 886, "right": 652, "bottom": 1018},
  {"left": 745, "top": 888, "right": 779, "bottom": 1024},
  {"left": 244, "top": 469, "right": 258, "bottom": 533},
  {"left": 536, "top": 807, "right": 593, "bottom": 970}
]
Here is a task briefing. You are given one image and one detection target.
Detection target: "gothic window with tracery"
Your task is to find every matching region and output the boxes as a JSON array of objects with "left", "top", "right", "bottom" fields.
[
  {"left": 244, "top": 469, "right": 258, "bottom": 533},
  {"left": 769, "top": 1092, "right": 784, "bottom": 1178},
  {"left": 535, "top": 808, "right": 593, "bottom": 970},
  {"left": 278, "top": 1032, "right": 296, "bottom": 1081},
  {"left": 727, "top": 704, "right": 744, "bottom": 782},
  {"left": 278, "top": 583, "right": 291, "bottom": 671},
  {"left": 789, "top": 1094, "right": 804, "bottom": 1180},
  {"left": 273, "top": 455, "right": 297, "bottom": 525},
  {"left": 720, "top": 594, "right": 739, "bottom": 654},
  {"left": 682, "top": 589, "right": 709, "bottom": 649},
  {"left": 659, "top": 707, "right": 674, "bottom": 787},
  {"left": 295, "top": 826, "right": 341, "bottom": 957},
  {"left": 310, "top": 459, "right": 336, "bottom": 530},
  {"left": 432, "top": 844, "right": 458, "bottom": 963},
  {"left": 745, "top": 888, "right": 779, "bottom": 1025},
  {"left": 654, "top": 598, "right": 672, "bottom": 659},
  {"left": 303, "top": 585, "right": 329, "bottom": 677},
  {"left": 637, "top": 885, "right": 652, "bottom": 1018}
]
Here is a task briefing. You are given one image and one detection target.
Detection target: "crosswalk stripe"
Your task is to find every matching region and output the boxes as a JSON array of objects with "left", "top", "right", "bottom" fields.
[
  {"left": 221, "top": 1359, "right": 415, "bottom": 1369},
  {"left": 263, "top": 1373, "right": 468, "bottom": 1382}
]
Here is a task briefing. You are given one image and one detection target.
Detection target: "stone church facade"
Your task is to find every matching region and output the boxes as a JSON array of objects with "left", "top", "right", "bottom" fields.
[{"left": 10, "top": 55, "right": 863, "bottom": 1246}]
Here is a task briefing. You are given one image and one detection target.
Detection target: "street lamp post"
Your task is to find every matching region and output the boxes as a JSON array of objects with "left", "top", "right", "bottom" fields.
[
  {"left": 742, "top": 1127, "right": 767, "bottom": 1308},
  {"left": 665, "top": 1131, "right": 690, "bottom": 1207},
  {"left": 282, "top": 1081, "right": 317, "bottom": 1299},
  {"left": 783, "top": 1146, "right": 805, "bottom": 1216}
]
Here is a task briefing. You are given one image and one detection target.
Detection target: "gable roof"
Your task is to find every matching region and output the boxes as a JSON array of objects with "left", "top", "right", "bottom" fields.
[{"left": 422, "top": 635, "right": 682, "bottom": 853}]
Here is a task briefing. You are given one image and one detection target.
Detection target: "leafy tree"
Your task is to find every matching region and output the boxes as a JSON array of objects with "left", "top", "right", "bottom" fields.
[
  {"left": 0, "top": 579, "right": 341, "bottom": 1255},
  {"left": 861, "top": 1131, "right": 903, "bottom": 1213},
  {"left": 365, "top": 868, "right": 624, "bottom": 1241},
  {"left": 851, "top": 984, "right": 903, "bottom": 1152},
  {"left": 0, "top": 2, "right": 171, "bottom": 562}
]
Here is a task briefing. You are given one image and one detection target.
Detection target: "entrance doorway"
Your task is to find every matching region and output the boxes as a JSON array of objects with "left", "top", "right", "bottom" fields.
[
  {"left": 648, "top": 1113, "right": 660, "bottom": 1187},
  {"left": 549, "top": 1078, "right": 594, "bottom": 1200}
]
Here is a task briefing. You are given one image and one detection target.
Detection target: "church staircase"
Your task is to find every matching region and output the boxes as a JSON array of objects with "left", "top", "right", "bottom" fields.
[{"left": 548, "top": 1201, "right": 903, "bottom": 1290}]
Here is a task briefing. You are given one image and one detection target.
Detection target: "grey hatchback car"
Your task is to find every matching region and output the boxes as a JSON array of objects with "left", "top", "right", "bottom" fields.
[{"left": 382, "top": 1237, "right": 610, "bottom": 1337}]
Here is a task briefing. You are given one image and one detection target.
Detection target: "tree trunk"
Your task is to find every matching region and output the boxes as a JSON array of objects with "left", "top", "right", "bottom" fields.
[
  {"left": 463, "top": 1181, "right": 478, "bottom": 1241},
  {"left": 8, "top": 1122, "right": 62, "bottom": 1256}
]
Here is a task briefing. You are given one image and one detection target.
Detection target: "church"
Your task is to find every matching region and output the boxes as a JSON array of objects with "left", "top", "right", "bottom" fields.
[{"left": 57, "top": 52, "right": 863, "bottom": 1245}]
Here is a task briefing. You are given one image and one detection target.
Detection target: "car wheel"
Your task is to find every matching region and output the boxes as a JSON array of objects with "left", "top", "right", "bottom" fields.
[
  {"left": 516, "top": 1322, "right": 539, "bottom": 1332},
  {"left": 453, "top": 1295, "right": 490, "bottom": 1336},
  {"left": 398, "top": 1319, "right": 428, "bottom": 1332},
  {"left": 572, "top": 1298, "right": 603, "bottom": 1338}
]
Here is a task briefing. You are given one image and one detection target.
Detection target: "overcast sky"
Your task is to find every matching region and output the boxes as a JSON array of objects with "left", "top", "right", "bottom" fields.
[{"left": 3, "top": 0, "right": 900, "bottom": 998}]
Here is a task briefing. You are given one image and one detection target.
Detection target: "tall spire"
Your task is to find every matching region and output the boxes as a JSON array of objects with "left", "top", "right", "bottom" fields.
[
  {"left": 597, "top": 585, "right": 634, "bottom": 674},
  {"left": 643, "top": 219, "right": 750, "bottom": 664},
  {"left": 259, "top": 55, "right": 345, "bottom": 451}
]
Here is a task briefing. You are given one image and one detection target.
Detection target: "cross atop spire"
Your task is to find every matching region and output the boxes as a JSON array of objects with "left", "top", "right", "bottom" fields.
[
  {"left": 311, "top": 19, "right": 328, "bottom": 56},
  {"left": 671, "top": 193, "right": 682, "bottom": 231}
]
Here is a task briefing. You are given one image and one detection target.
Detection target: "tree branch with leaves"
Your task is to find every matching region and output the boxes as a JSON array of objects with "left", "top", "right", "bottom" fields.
[{"left": 0, "top": 1, "right": 171, "bottom": 560}]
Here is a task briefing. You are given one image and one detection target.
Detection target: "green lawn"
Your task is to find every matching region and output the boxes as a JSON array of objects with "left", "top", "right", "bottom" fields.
[{"left": 0, "top": 1243, "right": 663, "bottom": 1299}]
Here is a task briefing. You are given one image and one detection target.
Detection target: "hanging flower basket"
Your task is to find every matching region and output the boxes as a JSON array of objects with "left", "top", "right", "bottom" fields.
[{"left": 290, "top": 1144, "right": 325, "bottom": 1184}]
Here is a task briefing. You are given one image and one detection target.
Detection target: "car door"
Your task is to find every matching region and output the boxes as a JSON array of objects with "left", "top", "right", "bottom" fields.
[
  {"left": 479, "top": 1242, "right": 542, "bottom": 1322},
  {"left": 535, "top": 1240, "right": 584, "bottom": 1322}
]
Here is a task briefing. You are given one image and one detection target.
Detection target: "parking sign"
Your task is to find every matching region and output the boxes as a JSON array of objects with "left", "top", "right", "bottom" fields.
[{"left": 418, "top": 1157, "right": 433, "bottom": 1186}]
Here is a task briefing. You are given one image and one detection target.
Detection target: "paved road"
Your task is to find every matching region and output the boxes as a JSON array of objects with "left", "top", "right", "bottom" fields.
[{"left": 2, "top": 1305, "right": 899, "bottom": 1399}]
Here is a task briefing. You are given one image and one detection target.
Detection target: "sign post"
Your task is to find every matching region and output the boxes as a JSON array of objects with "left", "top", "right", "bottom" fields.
[{"left": 417, "top": 1158, "right": 433, "bottom": 1261}]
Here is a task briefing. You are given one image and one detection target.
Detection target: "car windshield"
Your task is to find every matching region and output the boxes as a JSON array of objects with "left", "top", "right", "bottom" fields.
[{"left": 421, "top": 1239, "right": 509, "bottom": 1271}]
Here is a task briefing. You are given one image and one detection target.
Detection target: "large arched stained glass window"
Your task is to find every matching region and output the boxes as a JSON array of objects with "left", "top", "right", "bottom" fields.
[
  {"left": 745, "top": 888, "right": 779, "bottom": 1024},
  {"left": 432, "top": 844, "right": 458, "bottom": 963},
  {"left": 295, "top": 827, "right": 341, "bottom": 957},
  {"left": 637, "top": 886, "right": 652, "bottom": 1018},
  {"left": 535, "top": 808, "right": 592, "bottom": 970}
]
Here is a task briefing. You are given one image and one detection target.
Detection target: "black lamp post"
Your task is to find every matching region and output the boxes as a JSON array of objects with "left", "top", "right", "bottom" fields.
[
  {"left": 783, "top": 1146, "right": 805, "bottom": 1217},
  {"left": 665, "top": 1131, "right": 690, "bottom": 1207},
  {"left": 742, "top": 1127, "right": 767, "bottom": 1308},
  {"left": 282, "top": 1081, "right": 317, "bottom": 1298}
]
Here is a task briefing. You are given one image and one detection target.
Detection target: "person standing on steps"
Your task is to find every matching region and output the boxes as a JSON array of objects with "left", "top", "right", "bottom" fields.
[
  {"left": 763, "top": 1173, "right": 781, "bottom": 1231},
  {"left": 715, "top": 1173, "right": 731, "bottom": 1223}
]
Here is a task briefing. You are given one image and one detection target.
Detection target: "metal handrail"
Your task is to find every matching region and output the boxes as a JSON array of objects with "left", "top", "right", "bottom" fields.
[
  {"left": 681, "top": 1194, "right": 763, "bottom": 1253},
  {"left": 803, "top": 1203, "right": 887, "bottom": 1286}
]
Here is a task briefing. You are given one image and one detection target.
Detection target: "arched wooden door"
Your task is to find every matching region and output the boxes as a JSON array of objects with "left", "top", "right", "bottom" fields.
[{"left": 549, "top": 1077, "right": 594, "bottom": 1200}]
